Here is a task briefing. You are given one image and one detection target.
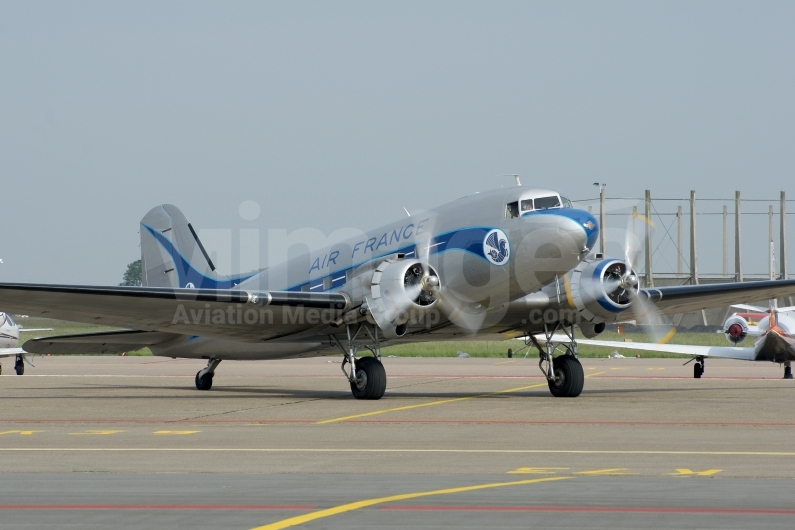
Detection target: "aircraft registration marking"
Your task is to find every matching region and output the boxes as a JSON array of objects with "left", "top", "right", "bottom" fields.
[{"left": 249, "top": 476, "right": 569, "bottom": 530}]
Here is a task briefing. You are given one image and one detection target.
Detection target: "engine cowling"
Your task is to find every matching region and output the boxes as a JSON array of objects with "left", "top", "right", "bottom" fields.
[
  {"left": 723, "top": 315, "right": 749, "bottom": 344},
  {"left": 563, "top": 258, "right": 637, "bottom": 326},
  {"left": 366, "top": 258, "right": 440, "bottom": 338}
]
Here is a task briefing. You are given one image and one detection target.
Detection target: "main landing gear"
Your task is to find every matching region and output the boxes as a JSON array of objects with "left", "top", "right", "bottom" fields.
[
  {"left": 195, "top": 358, "right": 221, "bottom": 390},
  {"left": 330, "top": 323, "right": 387, "bottom": 400},
  {"left": 784, "top": 362, "right": 793, "bottom": 380},
  {"left": 694, "top": 356, "right": 705, "bottom": 379},
  {"left": 14, "top": 355, "right": 24, "bottom": 376},
  {"left": 527, "top": 322, "right": 584, "bottom": 398}
]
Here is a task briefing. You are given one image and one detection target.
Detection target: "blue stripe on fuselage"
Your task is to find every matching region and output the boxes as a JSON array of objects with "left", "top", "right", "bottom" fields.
[
  {"left": 521, "top": 208, "right": 599, "bottom": 252},
  {"left": 142, "top": 224, "right": 257, "bottom": 289}
]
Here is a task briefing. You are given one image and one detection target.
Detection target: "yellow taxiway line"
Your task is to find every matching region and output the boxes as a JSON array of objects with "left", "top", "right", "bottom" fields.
[
  {"left": 0, "top": 448, "right": 793, "bottom": 456},
  {"left": 250, "top": 476, "right": 570, "bottom": 530}
]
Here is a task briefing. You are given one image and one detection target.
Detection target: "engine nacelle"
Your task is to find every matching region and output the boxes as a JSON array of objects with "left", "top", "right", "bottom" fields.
[
  {"left": 562, "top": 258, "right": 636, "bottom": 326},
  {"left": 367, "top": 258, "right": 440, "bottom": 338},
  {"left": 723, "top": 315, "right": 749, "bottom": 345}
]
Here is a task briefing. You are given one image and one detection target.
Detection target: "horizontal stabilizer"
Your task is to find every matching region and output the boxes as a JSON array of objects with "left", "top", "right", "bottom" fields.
[{"left": 23, "top": 330, "right": 181, "bottom": 355}]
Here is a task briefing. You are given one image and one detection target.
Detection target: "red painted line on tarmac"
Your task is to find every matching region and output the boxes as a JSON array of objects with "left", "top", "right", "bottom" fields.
[
  {"left": 0, "top": 504, "right": 315, "bottom": 510},
  {"left": 344, "top": 419, "right": 795, "bottom": 427},
  {"left": 0, "top": 419, "right": 314, "bottom": 424},
  {"left": 381, "top": 505, "right": 795, "bottom": 515},
  {"left": 1, "top": 419, "right": 792, "bottom": 427}
]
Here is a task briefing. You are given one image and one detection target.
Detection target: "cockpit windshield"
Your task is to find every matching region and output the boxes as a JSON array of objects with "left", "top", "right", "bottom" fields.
[
  {"left": 532, "top": 196, "right": 561, "bottom": 210},
  {"left": 6, "top": 314, "right": 15, "bottom": 327}
]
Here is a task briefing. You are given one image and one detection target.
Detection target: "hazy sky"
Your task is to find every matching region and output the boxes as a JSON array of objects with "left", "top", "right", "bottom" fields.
[{"left": 1, "top": 1, "right": 793, "bottom": 284}]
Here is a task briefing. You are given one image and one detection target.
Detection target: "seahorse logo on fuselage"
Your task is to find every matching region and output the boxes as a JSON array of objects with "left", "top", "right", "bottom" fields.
[{"left": 483, "top": 229, "right": 510, "bottom": 266}]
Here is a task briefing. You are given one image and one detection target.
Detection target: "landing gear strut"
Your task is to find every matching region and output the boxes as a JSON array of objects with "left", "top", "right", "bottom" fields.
[
  {"left": 14, "top": 355, "right": 24, "bottom": 376},
  {"left": 529, "top": 322, "right": 584, "bottom": 398},
  {"left": 330, "top": 324, "right": 387, "bottom": 400},
  {"left": 694, "top": 356, "right": 704, "bottom": 379},
  {"left": 195, "top": 358, "right": 221, "bottom": 390},
  {"left": 784, "top": 362, "right": 793, "bottom": 380}
]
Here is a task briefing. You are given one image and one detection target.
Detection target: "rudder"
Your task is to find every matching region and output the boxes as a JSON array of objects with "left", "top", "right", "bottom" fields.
[{"left": 140, "top": 204, "right": 254, "bottom": 289}]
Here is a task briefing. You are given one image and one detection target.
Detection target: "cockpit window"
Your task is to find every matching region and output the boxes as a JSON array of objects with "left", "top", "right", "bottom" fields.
[
  {"left": 6, "top": 315, "right": 14, "bottom": 327},
  {"left": 520, "top": 199, "right": 533, "bottom": 212},
  {"left": 533, "top": 196, "right": 562, "bottom": 210},
  {"left": 505, "top": 201, "right": 519, "bottom": 219},
  {"left": 560, "top": 196, "right": 573, "bottom": 208}
]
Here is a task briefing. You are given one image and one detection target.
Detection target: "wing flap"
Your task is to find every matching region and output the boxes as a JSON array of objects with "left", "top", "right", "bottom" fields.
[{"left": 23, "top": 330, "right": 181, "bottom": 355}]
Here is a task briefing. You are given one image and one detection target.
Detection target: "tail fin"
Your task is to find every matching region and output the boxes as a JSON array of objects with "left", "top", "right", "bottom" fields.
[{"left": 140, "top": 204, "right": 255, "bottom": 289}]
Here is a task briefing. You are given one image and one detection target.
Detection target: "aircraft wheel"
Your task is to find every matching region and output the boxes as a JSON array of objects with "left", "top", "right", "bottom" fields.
[
  {"left": 14, "top": 357, "right": 24, "bottom": 376},
  {"left": 784, "top": 365, "right": 793, "bottom": 380},
  {"left": 195, "top": 371, "right": 213, "bottom": 390},
  {"left": 507, "top": 348, "right": 513, "bottom": 358},
  {"left": 350, "top": 357, "right": 387, "bottom": 400},
  {"left": 547, "top": 355, "right": 584, "bottom": 398},
  {"left": 694, "top": 363, "right": 703, "bottom": 379}
]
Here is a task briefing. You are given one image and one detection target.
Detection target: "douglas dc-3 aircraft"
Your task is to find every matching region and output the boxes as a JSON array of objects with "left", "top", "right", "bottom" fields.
[{"left": 3, "top": 185, "right": 795, "bottom": 399}]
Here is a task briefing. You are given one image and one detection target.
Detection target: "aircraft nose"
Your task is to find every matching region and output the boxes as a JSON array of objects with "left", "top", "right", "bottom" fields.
[{"left": 555, "top": 208, "right": 599, "bottom": 254}]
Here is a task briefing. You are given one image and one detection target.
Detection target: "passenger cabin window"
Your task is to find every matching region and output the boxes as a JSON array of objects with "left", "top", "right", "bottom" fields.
[
  {"left": 520, "top": 199, "right": 533, "bottom": 212},
  {"left": 533, "top": 196, "right": 561, "bottom": 210},
  {"left": 506, "top": 201, "right": 519, "bottom": 219}
]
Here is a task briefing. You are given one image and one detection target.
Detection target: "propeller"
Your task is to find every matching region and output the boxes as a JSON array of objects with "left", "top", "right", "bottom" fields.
[{"left": 606, "top": 210, "right": 675, "bottom": 344}]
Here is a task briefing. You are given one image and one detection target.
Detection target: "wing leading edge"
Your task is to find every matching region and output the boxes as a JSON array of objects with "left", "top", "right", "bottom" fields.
[
  {"left": 642, "top": 279, "right": 795, "bottom": 316},
  {"left": 0, "top": 283, "right": 350, "bottom": 343}
]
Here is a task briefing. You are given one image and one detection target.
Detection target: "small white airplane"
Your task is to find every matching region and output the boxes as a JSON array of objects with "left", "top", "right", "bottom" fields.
[
  {"left": 574, "top": 243, "right": 795, "bottom": 379},
  {"left": 0, "top": 312, "right": 52, "bottom": 375}
]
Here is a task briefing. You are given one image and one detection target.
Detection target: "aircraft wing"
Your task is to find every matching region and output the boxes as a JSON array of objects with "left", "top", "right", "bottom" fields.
[
  {"left": 22, "top": 330, "right": 182, "bottom": 355},
  {"left": 0, "top": 347, "right": 25, "bottom": 358},
  {"left": 0, "top": 283, "right": 350, "bottom": 343},
  {"left": 642, "top": 279, "right": 795, "bottom": 316},
  {"left": 574, "top": 338, "right": 756, "bottom": 361}
]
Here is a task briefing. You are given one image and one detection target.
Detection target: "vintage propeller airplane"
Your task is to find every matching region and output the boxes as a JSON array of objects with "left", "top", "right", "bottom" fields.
[{"left": 4, "top": 183, "right": 795, "bottom": 399}]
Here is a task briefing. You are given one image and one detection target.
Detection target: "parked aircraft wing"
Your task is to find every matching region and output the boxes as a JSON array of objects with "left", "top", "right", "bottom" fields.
[
  {"left": 0, "top": 347, "right": 25, "bottom": 357},
  {"left": 22, "top": 330, "right": 182, "bottom": 355},
  {"left": 0, "top": 283, "right": 350, "bottom": 343},
  {"left": 641, "top": 279, "right": 795, "bottom": 316},
  {"left": 574, "top": 338, "right": 756, "bottom": 361}
]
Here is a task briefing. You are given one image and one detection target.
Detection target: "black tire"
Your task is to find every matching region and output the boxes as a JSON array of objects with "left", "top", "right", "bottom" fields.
[
  {"left": 14, "top": 358, "right": 24, "bottom": 376},
  {"left": 195, "top": 371, "right": 213, "bottom": 390},
  {"left": 507, "top": 348, "right": 513, "bottom": 358},
  {"left": 784, "top": 366, "right": 793, "bottom": 380},
  {"left": 547, "top": 355, "right": 584, "bottom": 398},
  {"left": 694, "top": 363, "right": 703, "bottom": 379},
  {"left": 350, "top": 357, "right": 387, "bottom": 400}
]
